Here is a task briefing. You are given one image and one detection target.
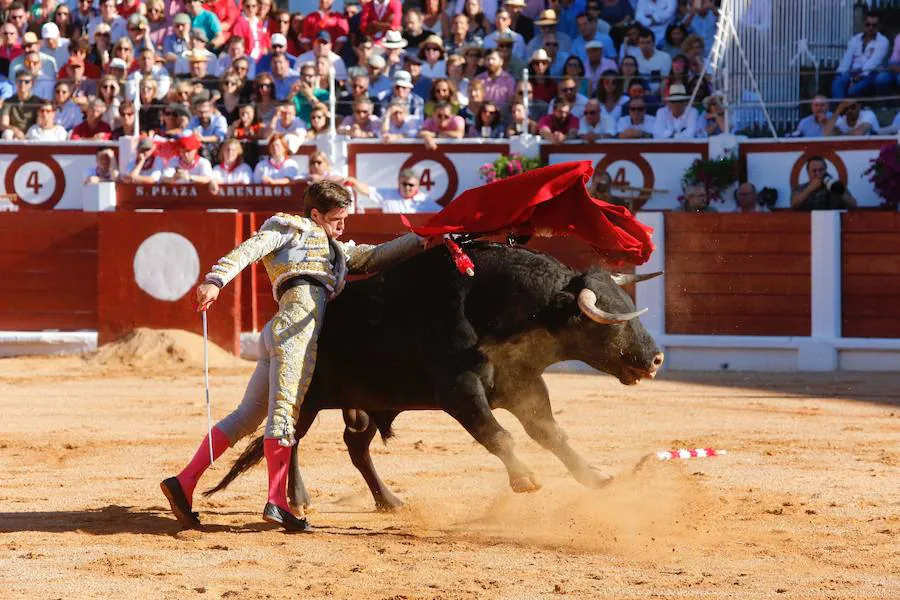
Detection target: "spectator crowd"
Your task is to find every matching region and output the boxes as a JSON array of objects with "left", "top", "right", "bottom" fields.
[
  {"left": 0, "top": 0, "right": 734, "bottom": 167},
  {"left": 0, "top": 0, "right": 894, "bottom": 200},
  {"left": 790, "top": 9, "right": 900, "bottom": 138}
]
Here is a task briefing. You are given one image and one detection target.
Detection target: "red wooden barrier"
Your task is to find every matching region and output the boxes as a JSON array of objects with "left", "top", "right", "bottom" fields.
[
  {"left": 664, "top": 213, "right": 812, "bottom": 336},
  {"left": 841, "top": 212, "right": 900, "bottom": 338},
  {"left": 0, "top": 212, "right": 98, "bottom": 330},
  {"left": 97, "top": 212, "right": 244, "bottom": 353}
]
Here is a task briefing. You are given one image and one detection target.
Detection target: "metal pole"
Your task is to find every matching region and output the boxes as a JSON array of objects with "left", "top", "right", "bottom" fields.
[
  {"left": 521, "top": 67, "right": 529, "bottom": 135},
  {"left": 133, "top": 73, "right": 142, "bottom": 137},
  {"left": 329, "top": 66, "right": 336, "bottom": 140},
  {"left": 328, "top": 66, "right": 337, "bottom": 169}
]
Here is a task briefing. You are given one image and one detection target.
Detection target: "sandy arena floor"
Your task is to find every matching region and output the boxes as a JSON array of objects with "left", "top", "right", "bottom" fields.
[{"left": 0, "top": 346, "right": 898, "bottom": 599}]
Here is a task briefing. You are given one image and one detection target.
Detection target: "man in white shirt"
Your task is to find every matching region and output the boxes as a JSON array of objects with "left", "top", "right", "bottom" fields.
[
  {"left": 26, "top": 101, "right": 67, "bottom": 141},
  {"left": 635, "top": 28, "right": 671, "bottom": 94},
  {"left": 122, "top": 138, "right": 166, "bottom": 184},
  {"left": 832, "top": 11, "right": 889, "bottom": 99},
  {"left": 578, "top": 99, "right": 615, "bottom": 141},
  {"left": 40, "top": 23, "right": 69, "bottom": 70},
  {"left": 296, "top": 31, "right": 348, "bottom": 81},
  {"left": 381, "top": 99, "right": 421, "bottom": 140},
  {"left": 833, "top": 100, "right": 879, "bottom": 136},
  {"left": 484, "top": 9, "right": 527, "bottom": 61},
  {"left": 367, "top": 168, "right": 443, "bottom": 213},
  {"left": 652, "top": 84, "right": 700, "bottom": 139},
  {"left": 616, "top": 97, "right": 655, "bottom": 138},
  {"left": 635, "top": 0, "right": 676, "bottom": 46},
  {"left": 126, "top": 48, "right": 171, "bottom": 101}
]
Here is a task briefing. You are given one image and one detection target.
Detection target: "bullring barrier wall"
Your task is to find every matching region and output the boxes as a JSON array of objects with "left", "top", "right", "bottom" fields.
[{"left": 3, "top": 210, "right": 900, "bottom": 371}]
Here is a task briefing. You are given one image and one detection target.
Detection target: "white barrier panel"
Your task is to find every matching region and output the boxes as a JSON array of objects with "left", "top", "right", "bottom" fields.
[
  {"left": 0, "top": 142, "right": 117, "bottom": 210},
  {"left": 348, "top": 140, "right": 510, "bottom": 210},
  {"left": 741, "top": 137, "right": 892, "bottom": 209},
  {"left": 541, "top": 140, "right": 709, "bottom": 211}
]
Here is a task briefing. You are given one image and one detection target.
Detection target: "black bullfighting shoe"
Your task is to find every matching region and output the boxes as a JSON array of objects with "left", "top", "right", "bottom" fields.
[
  {"left": 160, "top": 477, "right": 202, "bottom": 530},
  {"left": 262, "top": 502, "right": 314, "bottom": 532}
]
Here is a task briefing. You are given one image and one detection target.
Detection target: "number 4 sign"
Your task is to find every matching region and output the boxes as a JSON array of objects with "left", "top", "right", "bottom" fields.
[{"left": 5, "top": 156, "right": 65, "bottom": 210}]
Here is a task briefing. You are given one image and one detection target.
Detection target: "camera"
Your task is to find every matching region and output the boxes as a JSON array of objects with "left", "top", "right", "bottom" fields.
[
  {"left": 758, "top": 187, "right": 777, "bottom": 209},
  {"left": 823, "top": 174, "right": 845, "bottom": 195}
]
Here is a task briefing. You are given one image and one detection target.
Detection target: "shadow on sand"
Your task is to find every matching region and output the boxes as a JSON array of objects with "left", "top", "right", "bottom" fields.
[{"left": 0, "top": 504, "right": 276, "bottom": 536}]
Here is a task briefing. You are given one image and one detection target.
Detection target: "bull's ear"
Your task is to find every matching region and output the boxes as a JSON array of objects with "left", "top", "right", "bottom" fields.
[{"left": 611, "top": 272, "right": 663, "bottom": 287}]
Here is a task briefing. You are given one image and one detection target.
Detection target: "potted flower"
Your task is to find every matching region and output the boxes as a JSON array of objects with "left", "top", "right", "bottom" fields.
[
  {"left": 865, "top": 143, "right": 900, "bottom": 210},
  {"left": 479, "top": 153, "right": 545, "bottom": 183},
  {"left": 680, "top": 153, "right": 739, "bottom": 205}
]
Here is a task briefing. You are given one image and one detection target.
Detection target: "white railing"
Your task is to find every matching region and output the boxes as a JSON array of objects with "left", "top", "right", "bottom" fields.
[{"left": 720, "top": 0, "right": 856, "bottom": 133}]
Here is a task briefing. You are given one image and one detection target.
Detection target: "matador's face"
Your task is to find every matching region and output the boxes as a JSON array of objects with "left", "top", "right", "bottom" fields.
[{"left": 312, "top": 207, "right": 348, "bottom": 240}]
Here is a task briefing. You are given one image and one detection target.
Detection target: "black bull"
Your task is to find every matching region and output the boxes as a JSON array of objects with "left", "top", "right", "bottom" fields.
[{"left": 207, "top": 242, "right": 664, "bottom": 510}]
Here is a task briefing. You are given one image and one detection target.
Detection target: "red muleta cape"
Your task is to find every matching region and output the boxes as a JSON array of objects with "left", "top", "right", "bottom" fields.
[{"left": 401, "top": 160, "right": 654, "bottom": 266}]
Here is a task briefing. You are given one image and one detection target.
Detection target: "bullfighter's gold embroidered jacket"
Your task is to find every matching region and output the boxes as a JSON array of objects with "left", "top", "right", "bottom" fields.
[{"left": 204, "top": 212, "right": 422, "bottom": 298}]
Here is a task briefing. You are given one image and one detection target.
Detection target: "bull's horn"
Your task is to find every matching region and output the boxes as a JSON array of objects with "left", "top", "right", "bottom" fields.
[
  {"left": 577, "top": 289, "right": 648, "bottom": 324},
  {"left": 610, "top": 272, "right": 663, "bottom": 287}
]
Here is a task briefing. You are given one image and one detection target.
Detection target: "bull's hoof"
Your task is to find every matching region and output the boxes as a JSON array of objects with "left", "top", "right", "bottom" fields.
[
  {"left": 580, "top": 466, "right": 614, "bottom": 489},
  {"left": 509, "top": 475, "right": 542, "bottom": 493},
  {"left": 374, "top": 493, "right": 404, "bottom": 512}
]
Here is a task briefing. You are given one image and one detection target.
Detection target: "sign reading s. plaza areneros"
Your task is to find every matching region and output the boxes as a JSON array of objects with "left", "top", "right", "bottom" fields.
[{"left": 134, "top": 185, "right": 294, "bottom": 198}]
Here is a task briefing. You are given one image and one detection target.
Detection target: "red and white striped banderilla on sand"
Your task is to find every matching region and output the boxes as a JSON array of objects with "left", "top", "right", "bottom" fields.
[{"left": 655, "top": 448, "right": 728, "bottom": 461}]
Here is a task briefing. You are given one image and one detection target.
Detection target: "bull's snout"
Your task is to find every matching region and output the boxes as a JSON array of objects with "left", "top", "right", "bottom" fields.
[{"left": 648, "top": 352, "right": 665, "bottom": 377}]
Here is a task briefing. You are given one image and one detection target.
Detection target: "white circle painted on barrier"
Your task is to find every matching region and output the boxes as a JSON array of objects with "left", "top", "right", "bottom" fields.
[
  {"left": 404, "top": 158, "right": 450, "bottom": 203},
  {"left": 12, "top": 160, "right": 57, "bottom": 205},
  {"left": 133, "top": 232, "right": 200, "bottom": 302}
]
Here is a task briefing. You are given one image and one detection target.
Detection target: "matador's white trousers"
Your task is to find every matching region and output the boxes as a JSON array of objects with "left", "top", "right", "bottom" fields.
[{"left": 216, "top": 284, "right": 328, "bottom": 446}]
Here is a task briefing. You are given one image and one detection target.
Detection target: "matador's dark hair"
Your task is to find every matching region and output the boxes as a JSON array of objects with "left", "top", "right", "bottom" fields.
[{"left": 303, "top": 179, "right": 351, "bottom": 217}]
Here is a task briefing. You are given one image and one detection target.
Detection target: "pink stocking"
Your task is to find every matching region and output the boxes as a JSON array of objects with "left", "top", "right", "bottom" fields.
[
  {"left": 264, "top": 438, "right": 293, "bottom": 512},
  {"left": 176, "top": 426, "right": 231, "bottom": 504}
]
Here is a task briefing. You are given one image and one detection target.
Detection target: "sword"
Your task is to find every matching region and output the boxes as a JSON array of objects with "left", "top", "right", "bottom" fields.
[{"left": 202, "top": 310, "right": 214, "bottom": 464}]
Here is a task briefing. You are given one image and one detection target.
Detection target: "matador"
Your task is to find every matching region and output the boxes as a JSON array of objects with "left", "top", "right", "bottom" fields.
[{"left": 161, "top": 180, "right": 424, "bottom": 532}]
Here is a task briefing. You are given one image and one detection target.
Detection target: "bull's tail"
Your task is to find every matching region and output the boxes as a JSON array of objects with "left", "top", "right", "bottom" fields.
[
  {"left": 373, "top": 411, "right": 398, "bottom": 443},
  {"left": 203, "top": 435, "right": 265, "bottom": 497}
]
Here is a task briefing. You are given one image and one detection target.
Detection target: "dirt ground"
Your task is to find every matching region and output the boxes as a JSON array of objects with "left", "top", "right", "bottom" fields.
[{"left": 0, "top": 350, "right": 898, "bottom": 599}]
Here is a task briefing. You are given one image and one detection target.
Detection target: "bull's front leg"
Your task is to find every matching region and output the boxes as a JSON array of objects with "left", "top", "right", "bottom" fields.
[
  {"left": 439, "top": 370, "right": 541, "bottom": 493},
  {"left": 497, "top": 374, "right": 611, "bottom": 489}
]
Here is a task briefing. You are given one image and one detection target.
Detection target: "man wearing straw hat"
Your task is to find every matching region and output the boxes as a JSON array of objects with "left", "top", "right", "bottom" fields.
[
  {"left": 525, "top": 9, "right": 572, "bottom": 57},
  {"left": 651, "top": 83, "right": 700, "bottom": 139}
]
